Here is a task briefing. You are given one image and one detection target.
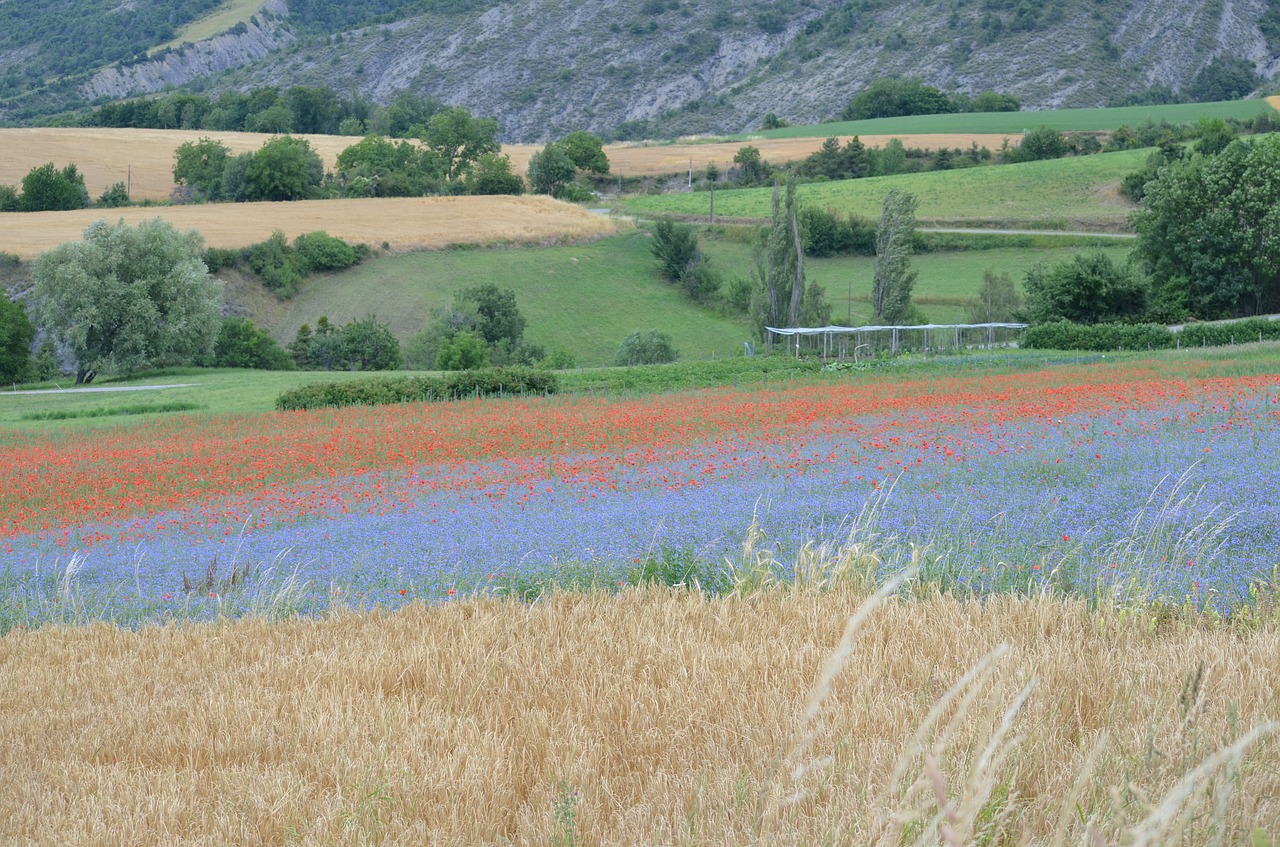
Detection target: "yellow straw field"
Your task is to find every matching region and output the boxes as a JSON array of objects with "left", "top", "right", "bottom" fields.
[
  {"left": 0, "top": 196, "right": 619, "bottom": 259},
  {"left": 2, "top": 589, "right": 1276, "bottom": 845},
  {"left": 0, "top": 127, "right": 1017, "bottom": 202}
]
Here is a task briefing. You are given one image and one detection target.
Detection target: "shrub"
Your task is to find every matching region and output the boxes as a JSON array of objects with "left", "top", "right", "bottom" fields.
[
  {"left": 615, "top": 330, "right": 679, "bottom": 366},
  {"left": 293, "top": 231, "right": 359, "bottom": 272},
  {"left": 435, "top": 331, "right": 489, "bottom": 371},
  {"left": 1024, "top": 320, "right": 1175, "bottom": 351},
  {"left": 274, "top": 367, "right": 558, "bottom": 410},
  {"left": 213, "top": 318, "right": 294, "bottom": 370},
  {"left": 247, "top": 230, "right": 306, "bottom": 298}
]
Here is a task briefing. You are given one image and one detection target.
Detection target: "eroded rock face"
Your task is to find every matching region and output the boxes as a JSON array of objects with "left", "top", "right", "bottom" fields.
[
  {"left": 72, "top": 0, "right": 1280, "bottom": 142},
  {"left": 81, "top": 7, "right": 294, "bottom": 102}
]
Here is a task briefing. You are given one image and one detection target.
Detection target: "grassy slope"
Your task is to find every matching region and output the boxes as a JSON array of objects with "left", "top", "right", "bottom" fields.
[
  {"left": 155, "top": 0, "right": 263, "bottom": 51},
  {"left": 625, "top": 149, "right": 1149, "bottom": 227},
  {"left": 750, "top": 99, "right": 1276, "bottom": 140},
  {"left": 244, "top": 229, "right": 750, "bottom": 367}
]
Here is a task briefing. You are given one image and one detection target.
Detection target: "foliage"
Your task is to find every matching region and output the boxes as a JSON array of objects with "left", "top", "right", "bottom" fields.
[
  {"left": 435, "top": 331, "right": 489, "bottom": 370},
  {"left": 288, "top": 314, "right": 400, "bottom": 371},
  {"left": 173, "top": 138, "right": 232, "bottom": 202},
  {"left": 649, "top": 220, "right": 717, "bottom": 302},
  {"left": 20, "top": 163, "right": 90, "bottom": 212},
  {"left": 561, "top": 131, "right": 610, "bottom": 175},
  {"left": 614, "top": 329, "right": 679, "bottom": 366},
  {"left": 0, "top": 295, "right": 35, "bottom": 383},
  {"left": 334, "top": 134, "right": 441, "bottom": 197},
  {"left": 30, "top": 218, "right": 222, "bottom": 381},
  {"left": 964, "top": 271, "right": 1024, "bottom": 324},
  {"left": 218, "top": 231, "right": 364, "bottom": 298},
  {"left": 1133, "top": 137, "right": 1280, "bottom": 319},
  {"left": 213, "top": 318, "right": 294, "bottom": 370},
  {"left": 732, "top": 146, "right": 772, "bottom": 186},
  {"left": 1023, "top": 252, "right": 1148, "bottom": 324},
  {"left": 527, "top": 143, "right": 579, "bottom": 198},
  {"left": 1185, "top": 58, "right": 1262, "bottom": 103},
  {"left": 243, "top": 136, "right": 324, "bottom": 201},
  {"left": 341, "top": 315, "right": 402, "bottom": 370},
  {"left": 468, "top": 152, "right": 524, "bottom": 195},
  {"left": 1119, "top": 140, "right": 1185, "bottom": 203},
  {"left": 797, "top": 136, "right": 869, "bottom": 181},
  {"left": 749, "top": 176, "right": 829, "bottom": 337},
  {"left": 841, "top": 77, "right": 955, "bottom": 121},
  {"left": 97, "top": 182, "right": 130, "bottom": 208},
  {"left": 274, "top": 366, "right": 558, "bottom": 410},
  {"left": 246, "top": 231, "right": 306, "bottom": 298},
  {"left": 872, "top": 189, "right": 920, "bottom": 325},
  {"left": 410, "top": 284, "right": 539, "bottom": 370},
  {"left": 0, "top": 186, "right": 19, "bottom": 212},
  {"left": 293, "top": 231, "right": 360, "bottom": 272},
  {"left": 1008, "top": 126, "right": 1069, "bottom": 162},
  {"left": 420, "top": 106, "right": 501, "bottom": 182},
  {"left": 799, "top": 207, "right": 875, "bottom": 257},
  {"left": 1023, "top": 320, "right": 1174, "bottom": 351}
]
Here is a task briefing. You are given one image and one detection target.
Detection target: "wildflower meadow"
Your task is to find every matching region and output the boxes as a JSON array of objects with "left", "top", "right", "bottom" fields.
[{"left": 2, "top": 354, "right": 1277, "bottom": 629}]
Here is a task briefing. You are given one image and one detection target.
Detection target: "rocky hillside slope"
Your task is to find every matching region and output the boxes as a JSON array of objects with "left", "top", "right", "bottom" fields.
[{"left": 7, "top": 0, "right": 1280, "bottom": 140}]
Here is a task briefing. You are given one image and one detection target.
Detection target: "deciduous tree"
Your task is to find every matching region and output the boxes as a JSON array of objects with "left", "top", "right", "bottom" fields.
[
  {"left": 872, "top": 189, "right": 921, "bottom": 324},
  {"left": 31, "top": 218, "right": 222, "bottom": 382}
]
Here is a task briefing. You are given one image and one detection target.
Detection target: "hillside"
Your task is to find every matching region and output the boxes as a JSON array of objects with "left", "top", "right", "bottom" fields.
[{"left": 2, "top": 0, "right": 1278, "bottom": 140}]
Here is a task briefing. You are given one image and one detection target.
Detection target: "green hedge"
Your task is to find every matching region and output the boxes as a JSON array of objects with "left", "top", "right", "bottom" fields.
[
  {"left": 275, "top": 367, "right": 559, "bottom": 411},
  {"left": 1024, "top": 317, "right": 1280, "bottom": 351},
  {"left": 1024, "top": 321, "right": 1174, "bottom": 351},
  {"left": 1179, "top": 318, "right": 1280, "bottom": 347}
]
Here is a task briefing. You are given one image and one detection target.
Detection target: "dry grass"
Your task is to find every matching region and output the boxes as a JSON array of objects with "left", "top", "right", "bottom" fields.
[
  {"left": 2, "top": 589, "right": 1276, "bottom": 845},
  {"left": 0, "top": 196, "right": 619, "bottom": 259},
  {"left": 0, "top": 128, "right": 1017, "bottom": 203}
]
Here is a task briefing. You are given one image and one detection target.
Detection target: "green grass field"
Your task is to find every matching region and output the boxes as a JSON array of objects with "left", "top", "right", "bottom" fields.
[
  {"left": 155, "top": 0, "right": 264, "bottom": 51},
  {"left": 625, "top": 149, "right": 1149, "bottom": 228},
  {"left": 745, "top": 99, "right": 1276, "bottom": 140},
  {"left": 244, "top": 229, "right": 751, "bottom": 367},
  {"left": 700, "top": 236, "right": 1134, "bottom": 325}
]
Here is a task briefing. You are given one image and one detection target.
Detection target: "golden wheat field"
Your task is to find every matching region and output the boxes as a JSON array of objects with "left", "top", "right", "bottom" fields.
[
  {"left": 2, "top": 589, "right": 1276, "bottom": 846},
  {"left": 0, "top": 127, "right": 1018, "bottom": 202},
  {"left": 0, "top": 196, "right": 619, "bottom": 259}
]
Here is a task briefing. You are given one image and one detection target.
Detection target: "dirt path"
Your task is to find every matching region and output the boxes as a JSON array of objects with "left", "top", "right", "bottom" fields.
[{"left": 0, "top": 383, "right": 197, "bottom": 396}]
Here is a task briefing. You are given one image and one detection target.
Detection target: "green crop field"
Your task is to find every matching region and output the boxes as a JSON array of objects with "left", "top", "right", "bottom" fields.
[
  {"left": 625, "top": 149, "right": 1150, "bottom": 228},
  {"left": 746, "top": 99, "right": 1276, "bottom": 140},
  {"left": 245, "top": 230, "right": 752, "bottom": 368}
]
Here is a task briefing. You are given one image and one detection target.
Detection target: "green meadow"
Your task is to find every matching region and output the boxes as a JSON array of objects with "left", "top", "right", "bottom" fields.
[
  {"left": 625, "top": 149, "right": 1150, "bottom": 228},
  {"left": 745, "top": 98, "right": 1275, "bottom": 140},
  {"left": 245, "top": 230, "right": 751, "bottom": 367}
]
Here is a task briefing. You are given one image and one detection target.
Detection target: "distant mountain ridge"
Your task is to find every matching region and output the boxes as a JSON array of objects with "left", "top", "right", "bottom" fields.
[{"left": 2, "top": 0, "right": 1278, "bottom": 141}]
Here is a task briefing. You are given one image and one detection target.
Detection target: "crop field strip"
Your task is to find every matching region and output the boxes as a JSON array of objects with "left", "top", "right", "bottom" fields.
[
  {"left": 752, "top": 98, "right": 1278, "bottom": 140},
  {"left": 0, "top": 127, "right": 1019, "bottom": 203},
  {"left": 627, "top": 148, "right": 1150, "bottom": 229},
  {"left": 0, "top": 195, "right": 619, "bottom": 260},
  {"left": 1, "top": 590, "right": 1276, "bottom": 844}
]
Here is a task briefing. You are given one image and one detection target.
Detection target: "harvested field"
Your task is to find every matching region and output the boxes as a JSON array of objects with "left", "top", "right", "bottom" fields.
[
  {"left": 1, "top": 590, "right": 1276, "bottom": 845},
  {"left": 0, "top": 128, "right": 1018, "bottom": 202},
  {"left": 0, "top": 196, "right": 619, "bottom": 259}
]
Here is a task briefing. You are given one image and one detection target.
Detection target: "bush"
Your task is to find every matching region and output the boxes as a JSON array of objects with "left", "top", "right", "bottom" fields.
[
  {"left": 293, "top": 231, "right": 359, "bottom": 272},
  {"left": 1179, "top": 317, "right": 1280, "bottom": 347},
  {"left": 213, "top": 318, "right": 294, "bottom": 370},
  {"left": 1024, "top": 320, "right": 1175, "bottom": 351},
  {"left": 435, "top": 331, "right": 489, "bottom": 371},
  {"left": 275, "top": 367, "right": 558, "bottom": 410},
  {"left": 615, "top": 330, "right": 679, "bottom": 366},
  {"left": 247, "top": 231, "right": 306, "bottom": 298}
]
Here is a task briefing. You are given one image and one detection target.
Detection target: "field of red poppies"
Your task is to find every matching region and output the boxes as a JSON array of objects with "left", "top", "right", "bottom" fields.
[{"left": 1, "top": 351, "right": 1277, "bottom": 627}]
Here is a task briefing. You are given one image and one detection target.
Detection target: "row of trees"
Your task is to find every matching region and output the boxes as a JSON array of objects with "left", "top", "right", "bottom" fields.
[{"left": 85, "top": 88, "right": 449, "bottom": 139}]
